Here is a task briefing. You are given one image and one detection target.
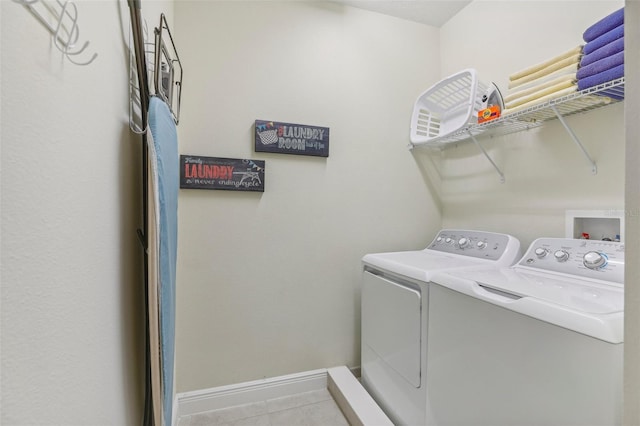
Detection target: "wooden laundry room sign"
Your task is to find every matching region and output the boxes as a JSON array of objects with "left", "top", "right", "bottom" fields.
[
  {"left": 180, "top": 155, "right": 265, "bottom": 192},
  {"left": 254, "top": 120, "right": 329, "bottom": 157}
]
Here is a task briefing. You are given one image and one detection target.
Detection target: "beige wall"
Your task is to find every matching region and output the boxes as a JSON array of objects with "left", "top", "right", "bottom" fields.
[
  {"left": 0, "top": 1, "right": 172, "bottom": 424},
  {"left": 174, "top": 1, "right": 442, "bottom": 392},
  {"left": 434, "top": 1, "right": 625, "bottom": 249},
  {"left": 3, "top": 1, "right": 636, "bottom": 423},
  {"left": 436, "top": 1, "right": 637, "bottom": 423},
  {"left": 624, "top": 0, "right": 640, "bottom": 424}
]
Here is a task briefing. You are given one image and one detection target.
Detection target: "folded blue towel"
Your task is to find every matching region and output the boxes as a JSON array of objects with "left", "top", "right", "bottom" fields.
[
  {"left": 577, "top": 51, "right": 624, "bottom": 80},
  {"left": 148, "top": 96, "right": 179, "bottom": 426},
  {"left": 584, "top": 24, "right": 624, "bottom": 55},
  {"left": 583, "top": 7, "right": 624, "bottom": 42},
  {"left": 577, "top": 63, "right": 624, "bottom": 92},
  {"left": 581, "top": 37, "right": 624, "bottom": 67}
]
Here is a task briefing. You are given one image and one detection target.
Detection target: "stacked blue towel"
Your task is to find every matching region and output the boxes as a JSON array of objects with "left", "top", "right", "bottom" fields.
[
  {"left": 583, "top": 7, "right": 624, "bottom": 42},
  {"left": 578, "top": 7, "right": 625, "bottom": 98}
]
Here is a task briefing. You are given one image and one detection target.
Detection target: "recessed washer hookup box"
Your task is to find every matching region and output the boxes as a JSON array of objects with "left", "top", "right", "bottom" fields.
[{"left": 565, "top": 209, "right": 624, "bottom": 242}]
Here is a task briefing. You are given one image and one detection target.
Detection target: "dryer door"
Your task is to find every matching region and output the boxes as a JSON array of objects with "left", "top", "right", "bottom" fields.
[{"left": 362, "top": 271, "right": 422, "bottom": 387}]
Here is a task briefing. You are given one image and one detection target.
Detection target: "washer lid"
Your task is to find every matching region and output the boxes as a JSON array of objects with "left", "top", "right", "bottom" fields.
[
  {"left": 362, "top": 250, "right": 488, "bottom": 282},
  {"left": 432, "top": 267, "right": 624, "bottom": 343}
]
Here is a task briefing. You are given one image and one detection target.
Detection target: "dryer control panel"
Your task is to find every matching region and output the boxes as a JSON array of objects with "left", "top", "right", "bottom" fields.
[
  {"left": 518, "top": 238, "right": 624, "bottom": 284},
  {"left": 427, "top": 229, "right": 521, "bottom": 263}
]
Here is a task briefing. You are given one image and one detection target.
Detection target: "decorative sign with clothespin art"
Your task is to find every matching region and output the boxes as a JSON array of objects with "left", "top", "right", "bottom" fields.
[
  {"left": 254, "top": 120, "right": 329, "bottom": 157},
  {"left": 180, "top": 155, "right": 265, "bottom": 192}
]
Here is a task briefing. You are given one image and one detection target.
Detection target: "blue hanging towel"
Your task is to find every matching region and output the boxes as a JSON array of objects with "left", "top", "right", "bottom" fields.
[{"left": 148, "top": 96, "right": 179, "bottom": 426}]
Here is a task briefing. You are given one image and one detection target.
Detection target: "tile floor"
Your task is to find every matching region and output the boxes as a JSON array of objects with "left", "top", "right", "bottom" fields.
[{"left": 177, "top": 388, "right": 350, "bottom": 426}]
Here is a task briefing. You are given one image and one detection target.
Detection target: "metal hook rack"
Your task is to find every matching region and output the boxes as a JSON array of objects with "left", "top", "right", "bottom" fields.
[
  {"left": 129, "top": 13, "right": 183, "bottom": 133},
  {"left": 13, "top": 0, "right": 97, "bottom": 66},
  {"left": 154, "top": 14, "right": 183, "bottom": 125},
  {"left": 129, "top": 18, "right": 153, "bottom": 134}
]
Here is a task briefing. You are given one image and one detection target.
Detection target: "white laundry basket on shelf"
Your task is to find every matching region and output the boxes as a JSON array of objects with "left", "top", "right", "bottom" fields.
[{"left": 410, "top": 69, "right": 488, "bottom": 144}]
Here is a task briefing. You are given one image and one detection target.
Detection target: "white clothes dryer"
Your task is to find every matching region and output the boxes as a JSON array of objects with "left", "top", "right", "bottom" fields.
[
  {"left": 361, "top": 229, "right": 521, "bottom": 426},
  {"left": 428, "top": 238, "right": 624, "bottom": 426}
]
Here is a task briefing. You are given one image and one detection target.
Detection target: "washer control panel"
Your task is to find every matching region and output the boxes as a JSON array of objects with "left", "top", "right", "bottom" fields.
[
  {"left": 428, "top": 229, "right": 520, "bottom": 262},
  {"left": 518, "top": 238, "right": 624, "bottom": 284}
]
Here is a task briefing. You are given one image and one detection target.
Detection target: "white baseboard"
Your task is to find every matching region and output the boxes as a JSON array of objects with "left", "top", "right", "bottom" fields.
[
  {"left": 176, "top": 368, "right": 328, "bottom": 417},
  {"left": 175, "top": 366, "right": 391, "bottom": 426},
  {"left": 172, "top": 395, "right": 179, "bottom": 426}
]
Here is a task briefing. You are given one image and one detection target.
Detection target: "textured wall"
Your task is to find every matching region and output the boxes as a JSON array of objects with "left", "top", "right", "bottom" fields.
[
  {"left": 439, "top": 1, "right": 638, "bottom": 422},
  {"left": 436, "top": 1, "right": 625, "bottom": 249},
  {"left": 624, "top": 0, "right": 640, "bottom": 423},
  {"left": 174, "top": 1, "right": 442, "bottom": 392},
  {"left": 1, "top": 1, "right": 172, "bottom": 424}
]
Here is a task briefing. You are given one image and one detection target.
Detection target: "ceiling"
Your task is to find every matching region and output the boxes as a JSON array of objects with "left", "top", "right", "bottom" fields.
[{"left": 334, "top": 0, "right": 473, "bottom": 27}]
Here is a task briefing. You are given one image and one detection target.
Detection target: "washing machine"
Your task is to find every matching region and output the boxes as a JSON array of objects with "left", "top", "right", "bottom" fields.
[
  {"left": 360, "top": 229, "right": 521, "bottom": 426},
  {"left": 427, "top": 238, "right": 624, "bottom": 426}
]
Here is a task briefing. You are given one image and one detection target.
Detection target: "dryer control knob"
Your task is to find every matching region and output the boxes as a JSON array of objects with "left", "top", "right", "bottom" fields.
[
  {"left": 554, "top": 250, "right": 570, "bottom": 262},
  {"left": 458, "top": 237, "right": 470, "bottom": 248},
  {"left": 583, "top": 251, "right": 607, "bottom": 269},
  {"left": 476, "top": 241, "right": 487, "bottom": 249},
  {"left": 534, "top": 248, "right": 549, "bottom": 258}
]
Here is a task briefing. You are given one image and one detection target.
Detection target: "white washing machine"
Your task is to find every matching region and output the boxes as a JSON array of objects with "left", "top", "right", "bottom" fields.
[
  {"left": 428, "top": 238, "right": 624, "bottom": 426},
  {"left": 361, "top": 229, "right": 521, "bottom": 426}
]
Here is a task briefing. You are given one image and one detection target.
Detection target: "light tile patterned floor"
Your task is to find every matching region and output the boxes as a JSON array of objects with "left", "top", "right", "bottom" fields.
[{"left": 178, "top": 389, "right": 350, "bottom": 426}]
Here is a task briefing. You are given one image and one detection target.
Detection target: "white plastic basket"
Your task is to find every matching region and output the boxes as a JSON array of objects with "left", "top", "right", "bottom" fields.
[{"left": 410, "top": 69, "right": 488, "bottom": 144}]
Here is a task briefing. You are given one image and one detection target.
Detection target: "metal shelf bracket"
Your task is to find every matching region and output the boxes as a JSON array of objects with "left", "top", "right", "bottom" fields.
[
  {"left": 467, "top": 130, "right": 505, "bottom": 183},
  {"left": 550, "top": 105, "right": 598, "bottom": 175}
]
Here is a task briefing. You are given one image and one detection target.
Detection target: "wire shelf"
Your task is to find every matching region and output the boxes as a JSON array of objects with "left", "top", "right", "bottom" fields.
[{"left": 412, "top": 77, "right": 625, "bottom": 148}]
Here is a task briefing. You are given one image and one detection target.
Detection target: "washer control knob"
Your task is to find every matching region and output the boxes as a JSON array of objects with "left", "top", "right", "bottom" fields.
[
  {"left": 445, "top": 237, "right": 453, "bottom": 244},
  {"left": 458, "top": 237, "right": 470, "bottom": 248},
  {"left": 476, "top": 241, "right": 487, "bottom": 249},
  {"left": 554, "top": 250, "right": 570, "bottom": 262},
  {"left": 583, "top": 251, "right": 607, "bottom": 269},
  {"left": 534, "top": 248, "right": 549, "bottom": 258},
  {"left": 436, "top": 237, "right": 443, "bottom": 243}
]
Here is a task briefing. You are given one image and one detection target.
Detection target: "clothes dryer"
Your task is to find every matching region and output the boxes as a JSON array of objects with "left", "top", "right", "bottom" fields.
[
  {"left": 428, "top": 238, "right": 624, "bottom": 426},
  {"left": 361, "top": 229, "right": 521, "bottom": 425}
]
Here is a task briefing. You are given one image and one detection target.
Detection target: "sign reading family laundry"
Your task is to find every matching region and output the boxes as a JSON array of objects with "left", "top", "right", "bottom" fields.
[
  {"left": 255, "top": 120, "right": 329, "bottom": 157},
  {"left": 180, "top": 155, "right": 265, "bottom": 192}
]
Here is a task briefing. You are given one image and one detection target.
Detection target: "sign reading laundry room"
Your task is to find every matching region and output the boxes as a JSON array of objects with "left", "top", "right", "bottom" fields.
[
  {"left": 180, "top": 155, "right": 265, "bottom": 192},
  {"left": 254, "top": 120, "right": 330, "bottom": 157}
]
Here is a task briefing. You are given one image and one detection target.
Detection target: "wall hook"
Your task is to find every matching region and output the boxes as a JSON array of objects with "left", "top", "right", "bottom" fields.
[
  {"left": 13, "top": 0, "right": 98, "bottom": 66},
  {"left": 52, "top": 0, "right": 97, "bottom": 65}
]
